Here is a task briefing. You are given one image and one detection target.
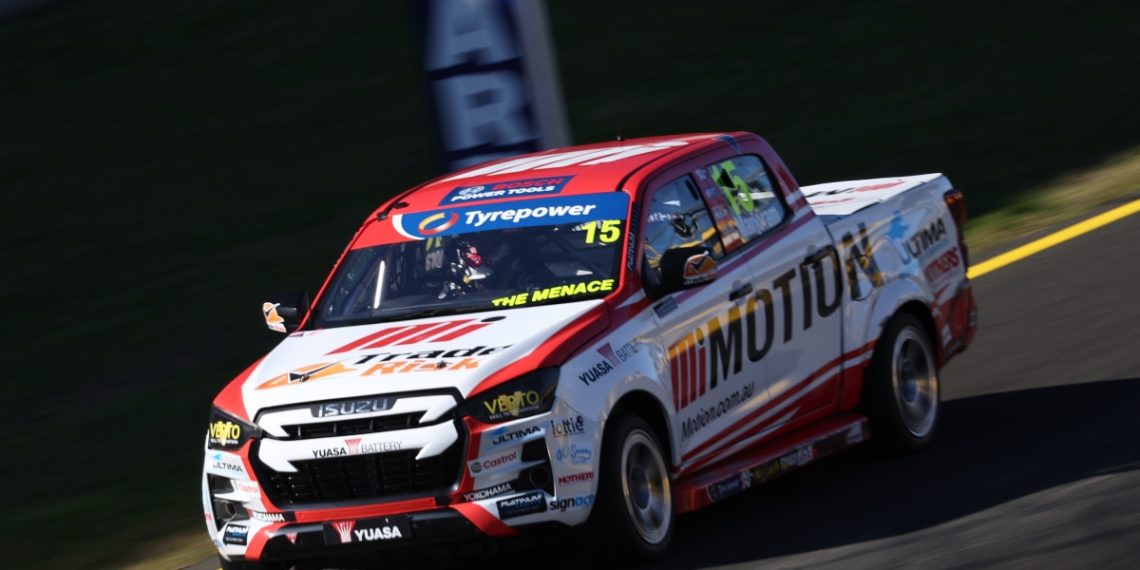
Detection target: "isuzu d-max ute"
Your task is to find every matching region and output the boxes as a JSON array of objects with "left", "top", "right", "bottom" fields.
[{"left": 203, "top": 132, "right": 976, "bottom": 568}]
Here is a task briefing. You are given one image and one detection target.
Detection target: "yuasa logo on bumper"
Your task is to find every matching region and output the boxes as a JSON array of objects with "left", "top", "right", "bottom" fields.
[
  {"left": 323, "top": 517, "right": 410, "bottom": 544},
  {"left": 393, "top": 193, "right": 629, "bottom": 240},
  {"left": 440, "top": 176, "right": 573, "bottom": 205},
  {"left": 497, "top": 491, "right": 547, "bottom": 519}
]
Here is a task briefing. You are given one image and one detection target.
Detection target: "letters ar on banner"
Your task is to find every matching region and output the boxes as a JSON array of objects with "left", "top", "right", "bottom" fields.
[{"left": 411, "top": 0, "right": 571, "bottom": 171}]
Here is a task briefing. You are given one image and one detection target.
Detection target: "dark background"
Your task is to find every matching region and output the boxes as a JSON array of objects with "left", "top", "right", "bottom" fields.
[{"left": 2, "top": 1, "right": 1138, "bottom": 568}]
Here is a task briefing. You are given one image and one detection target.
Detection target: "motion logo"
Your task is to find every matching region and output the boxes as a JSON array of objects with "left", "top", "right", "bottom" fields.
[{"left": 670, "top": 225, "right": 881, "bottom": 415}]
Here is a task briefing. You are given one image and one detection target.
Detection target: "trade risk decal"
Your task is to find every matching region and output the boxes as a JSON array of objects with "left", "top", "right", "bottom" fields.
[
  {"left": 392, "top": 193, "right": 629, "bottom": 240},
  {"left": 439, "top": 176, "right": 573, "bottom": 205}
]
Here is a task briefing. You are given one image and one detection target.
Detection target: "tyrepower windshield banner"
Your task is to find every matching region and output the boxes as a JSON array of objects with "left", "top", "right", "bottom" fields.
[{"left": 393, "top": 193, "right": 628, "bottom": 240}]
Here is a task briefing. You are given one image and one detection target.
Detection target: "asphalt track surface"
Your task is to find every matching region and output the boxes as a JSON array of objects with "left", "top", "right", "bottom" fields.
[{"left": 189, "top": 209, "right": 1140, "bottom": 570}]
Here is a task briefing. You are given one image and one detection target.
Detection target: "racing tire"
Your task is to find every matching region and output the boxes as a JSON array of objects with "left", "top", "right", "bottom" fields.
[
  {"left": 863, "top": 312, "right": 941, "bottom": 452},
  {"left": 591, "top": 413, "right": 674, "bottom": 561}
]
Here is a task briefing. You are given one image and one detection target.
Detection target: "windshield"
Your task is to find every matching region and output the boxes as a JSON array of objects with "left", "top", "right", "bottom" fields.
[{"left": 314, "top": 193, "right": 630, "bottom": 328}]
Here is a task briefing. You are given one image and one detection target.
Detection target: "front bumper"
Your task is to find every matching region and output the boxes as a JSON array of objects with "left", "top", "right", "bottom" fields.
[
  {"left": 246, "top": 507, "right": 485, "bottom": 562},
  {"left": 204, "top": 396, "right": 601, "bottom": 562}
]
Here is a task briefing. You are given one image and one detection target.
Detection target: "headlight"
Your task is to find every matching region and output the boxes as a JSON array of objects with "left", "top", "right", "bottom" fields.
[
  {"left": 460, "top": 368, "right": 558, "bottom": 423},
  {"left": 206, "top": 407, "right": 259, "bottom": 450}
]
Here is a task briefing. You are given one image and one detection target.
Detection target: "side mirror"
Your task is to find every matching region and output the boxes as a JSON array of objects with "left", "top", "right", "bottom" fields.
[
  {"left": 657, "top": 246, "right": 717, "bottom": 296},
  {"left": 262, "top": 291, "right": 311, "bottom": 334}
]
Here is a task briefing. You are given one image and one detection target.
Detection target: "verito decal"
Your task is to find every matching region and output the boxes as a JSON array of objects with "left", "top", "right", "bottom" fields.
[
  {"left": 392, "top": 193, "right": 629, "bottom": 240},
  {"left": 439, "top": 176, "right": 573, "bottom": 205},
  {"left": 207, "top": 420, "right": 242, "bottom": 449}
]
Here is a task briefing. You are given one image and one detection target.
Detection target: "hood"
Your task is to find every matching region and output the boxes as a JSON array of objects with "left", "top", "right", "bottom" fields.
[{"left": 235, "top": 300, "right": 604, "bottom": 420}]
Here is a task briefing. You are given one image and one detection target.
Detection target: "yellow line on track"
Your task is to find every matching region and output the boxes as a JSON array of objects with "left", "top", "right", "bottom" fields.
[{"left": 968, "top": 197, "right": 1140, "bottom": 279}]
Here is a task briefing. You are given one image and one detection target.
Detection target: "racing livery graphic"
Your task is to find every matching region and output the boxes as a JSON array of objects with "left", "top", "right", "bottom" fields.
[{"left": 203, "top": 133, "right": 976, "bottom": 567}]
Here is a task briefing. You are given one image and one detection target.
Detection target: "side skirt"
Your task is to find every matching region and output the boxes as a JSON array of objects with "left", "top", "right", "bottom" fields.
[{"left": 674, "top": 413, "right": 869, "bottom": 514}]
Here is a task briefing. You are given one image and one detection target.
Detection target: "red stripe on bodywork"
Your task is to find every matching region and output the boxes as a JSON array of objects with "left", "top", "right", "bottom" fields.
[
  {"left": 681, "top": 340, "right": 876, "bottom": 469},
  {"left": 244, "top": 522, "right": 284, "bottom": 560},
  {"left": 450, "top": 503, "right": 519, "bottom": 537},
  {"left": 289, "top": 497, "right": 440, "bottom": 523},
  {"left": 432, "top": 321, "right": 492, "bottom": 342},
  {"left": 212, "top": 357, "right": 264, "bottom": 422},
  {"left": 395, "top": 320, "right": 472, "bottom": 345},
  {"left": 326, "top": 325, "right": 410, "bottom": 354}
]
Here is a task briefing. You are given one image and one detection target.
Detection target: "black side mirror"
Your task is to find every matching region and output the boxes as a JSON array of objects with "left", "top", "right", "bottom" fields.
[
  {"left": 657, "top": 246, "right": 717, "bottom": 296},
  {"left": 262, "top": 291, "right": 311, "bottom": 334}
]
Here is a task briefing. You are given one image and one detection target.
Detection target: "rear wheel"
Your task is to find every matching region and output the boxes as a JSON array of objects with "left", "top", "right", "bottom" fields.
[
  {"left": 591, "top": 413, "right": 674, "bottom": 561},
  {"left": 863, "top": 312, "right": 940, "bottom": 452}
]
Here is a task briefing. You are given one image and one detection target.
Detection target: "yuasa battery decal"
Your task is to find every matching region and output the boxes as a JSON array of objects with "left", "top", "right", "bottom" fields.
[
  {"left": 393, "top": 193, "right": 628, "bottom": 240},
  {"left": 439, "top": 176, "right": 574, "bottom": 205}
]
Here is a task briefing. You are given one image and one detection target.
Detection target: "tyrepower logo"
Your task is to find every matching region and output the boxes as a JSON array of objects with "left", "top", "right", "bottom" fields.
[
  {"left": 392, "top": 193, "right": 628, "bottom": 240},
  {"left": 439, "top": 176, "right": 573, "bottom": 205},
  {"left": 328, "top": 317, "right": 503, "bottom": 354}
]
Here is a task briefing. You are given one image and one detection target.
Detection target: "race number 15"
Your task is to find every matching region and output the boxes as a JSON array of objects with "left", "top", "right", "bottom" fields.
[{"left": 583, "top": 220, "right": 621, "bottom": 244}]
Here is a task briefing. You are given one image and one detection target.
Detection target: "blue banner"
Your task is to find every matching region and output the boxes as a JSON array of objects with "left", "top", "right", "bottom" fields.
[{"left": 394, "top": 193, "right": 628, "bottom": 240}]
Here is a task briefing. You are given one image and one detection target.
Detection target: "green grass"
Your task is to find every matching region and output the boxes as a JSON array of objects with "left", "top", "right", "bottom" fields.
[{"left": 3, "top": 0, "right": 1138, "bottom": 568}]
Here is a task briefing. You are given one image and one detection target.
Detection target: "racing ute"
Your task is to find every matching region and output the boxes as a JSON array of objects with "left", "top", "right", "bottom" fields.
[{"left": 203, "top": 132, "right": 976, "bottom": 568}]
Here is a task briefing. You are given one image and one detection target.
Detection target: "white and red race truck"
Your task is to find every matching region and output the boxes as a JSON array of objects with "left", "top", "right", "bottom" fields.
[{"left": 203, "top": 132, "right": 976, "bottom": 568}]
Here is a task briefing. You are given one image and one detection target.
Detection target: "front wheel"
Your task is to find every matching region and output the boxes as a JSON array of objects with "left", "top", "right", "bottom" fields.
[
  {"left": 862, "top": 312, "right": 941, "bottom": 452},
  {"left": 591, "top": 414, "right": 674, "bottom": 561}
]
